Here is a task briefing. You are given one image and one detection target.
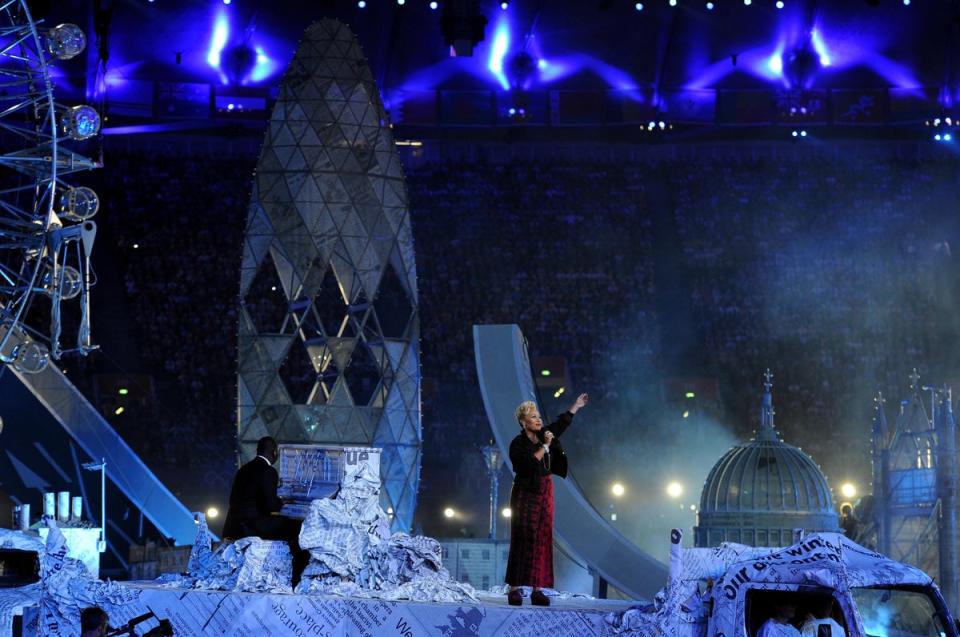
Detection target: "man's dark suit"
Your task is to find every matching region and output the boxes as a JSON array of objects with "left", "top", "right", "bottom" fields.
[{"left": 222, "top": 456, "right": 286, "bottom": 540}]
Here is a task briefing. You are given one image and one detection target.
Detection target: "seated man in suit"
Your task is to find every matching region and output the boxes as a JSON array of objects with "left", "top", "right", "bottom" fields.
[
  {"left": 223, "top": 436, "right": 286, "bottom": 540},
  {"left": 223, "top": 436, "right": 308, "bottom": 584}
]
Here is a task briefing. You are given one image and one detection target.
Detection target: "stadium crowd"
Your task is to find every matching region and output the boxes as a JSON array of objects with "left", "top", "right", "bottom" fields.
[{"left": 66, "top": 144, "right": 959, "bottom": 536}]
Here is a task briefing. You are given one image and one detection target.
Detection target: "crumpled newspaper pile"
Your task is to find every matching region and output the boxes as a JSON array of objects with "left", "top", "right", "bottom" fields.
[
  {"left": 603, "top": 530, "right": 710, "bottom": 637},
  {"left": 0, "top": 529, "right": 44, "bottom": 634},
  {"left": 294, "top": 462, "right": 478, "bottom": 602},
  {"left": 26, "top": 518, "right": 140, "bottom": 637},
  {"left": 602, "top": 582, "right": 708, "bottom": 637},
  {"left": 158, "top": 515, "right": 293, "bottom": 594}
]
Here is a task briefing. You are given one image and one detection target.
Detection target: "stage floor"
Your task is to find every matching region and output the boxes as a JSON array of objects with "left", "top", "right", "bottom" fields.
[{"left": 28, "top": 582, "right": 634, "bottom": 636}]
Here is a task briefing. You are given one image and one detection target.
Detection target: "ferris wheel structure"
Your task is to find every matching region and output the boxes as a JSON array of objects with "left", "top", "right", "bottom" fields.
[{"left": 0, "top": 0, "right": 101, "bottom": 375}]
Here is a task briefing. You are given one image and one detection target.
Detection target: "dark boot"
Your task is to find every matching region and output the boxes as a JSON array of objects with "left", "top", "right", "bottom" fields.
[
  {"left": 531, "top": 589, "right": 550, "bottom": 606},
  {"left": 508, "top": 588, "right": 523, "bottom": 606}
]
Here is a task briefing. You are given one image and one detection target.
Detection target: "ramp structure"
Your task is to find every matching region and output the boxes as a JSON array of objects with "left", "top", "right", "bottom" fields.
[
  {"left": 7, "top": 359, "right": 199, "bottom": 547},
  {"left": 473, "top": 324, "right": 668, "bottom": 600}
]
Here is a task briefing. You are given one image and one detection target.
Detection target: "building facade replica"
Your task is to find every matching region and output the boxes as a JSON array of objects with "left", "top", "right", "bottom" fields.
[
  {"left": 695, "top": 371, "right": 839, "bottom": 547},
  {"left": 871, "top": 372, "right": 957, "bottom": 613},
  {"left": 237, "top": 20, "right": 421, "bottom": 532}
]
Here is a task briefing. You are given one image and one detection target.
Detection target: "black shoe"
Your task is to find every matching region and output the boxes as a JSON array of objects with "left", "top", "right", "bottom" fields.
[
  {"left": 531, "top": 590, "right": 550, "bottom": 606},
  {"left": 508, "top": 589, "right": 523, "bottom": 606}
]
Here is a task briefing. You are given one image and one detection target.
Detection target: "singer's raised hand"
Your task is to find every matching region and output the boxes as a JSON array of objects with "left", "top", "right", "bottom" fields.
[
  {"left": 543, "top": 430, "right": 554, "bottom": 446},
  {"left": 569, "top": 393, "right": 589, "bottom": 414}
]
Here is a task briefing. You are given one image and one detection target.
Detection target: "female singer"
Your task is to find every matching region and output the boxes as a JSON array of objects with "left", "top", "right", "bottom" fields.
[{"left": 505, "top": 392, "right": 588, "bottom": 606}]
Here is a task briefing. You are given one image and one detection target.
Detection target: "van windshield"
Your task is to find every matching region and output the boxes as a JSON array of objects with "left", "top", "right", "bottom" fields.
[{"left": 852, "top": 587, "right": 947, "bottom": 637}]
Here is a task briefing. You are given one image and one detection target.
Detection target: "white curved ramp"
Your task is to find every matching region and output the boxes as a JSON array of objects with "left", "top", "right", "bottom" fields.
[{"left": 473, "top": 324, "right": 667, "bottom": 600}]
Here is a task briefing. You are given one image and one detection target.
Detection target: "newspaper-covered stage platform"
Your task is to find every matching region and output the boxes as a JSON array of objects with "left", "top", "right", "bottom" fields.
[
  {"left": 20, "top": 582, "right": 632, "bottom": 636},
  {"left": 6, "top": 456, "right": 634, "bottom": 636}
]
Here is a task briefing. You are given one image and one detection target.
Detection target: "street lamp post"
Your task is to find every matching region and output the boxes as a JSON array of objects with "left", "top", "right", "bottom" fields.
[{"left": 482, "top": 445, "right": 505, "bottom": 539}]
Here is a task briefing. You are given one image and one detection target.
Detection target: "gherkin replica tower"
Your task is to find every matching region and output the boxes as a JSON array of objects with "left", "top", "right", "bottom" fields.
[{"left": 237, "top": 20, "right": 420, "bottom": 532}]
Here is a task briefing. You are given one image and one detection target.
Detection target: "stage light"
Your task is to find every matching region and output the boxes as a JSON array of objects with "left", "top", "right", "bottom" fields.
[
  {"left": 635, "top": 2, "right": 644, "bottom": 9},
  {"left": 669, "top": 0, "right": 677, "bottom": 6},
  {"left": 946, "top": 133, "right": 953, "bottom": 141},
  {"left": 800, "top": 130, "right": 807, "bottom": 137},
  {"left": 207, "top": 11, "right": 229, "bottom": 70},
  {"left": 540, "top": 369, "right": 551, "bottom": 376},
  {"left": 397, "top": 0, "right": 405, "bottom": 5},
  {"left": 443, "top": 507, "right": 456, "bottom": 518},
  {"left": 118, "top": 388, "right": 128, "bottom": 395},
  {"left": 903, "top": 0, "right": 910, "bottom": 4},
  {"left": 114, "top": 407, "right": 124, "bottom": 415},
  {"left": 947, "top": 117, "right": 953, "bottom": 125},
  {"left": 666, "top": 481, "right": 684, "bottom": 498},
  {"left": 46, "top": 24, "right": 87, "bottom": 60},
  {"left": 59, "top": 186, "right": 100, "bottom": 221},
  {"left": 501, "top": 507, "right": 512, "bottom": 518},
  {"left": 682, "top": 410, "right": 690, "bottom": 418},
  {"left": 706, "top": 2, "right": 714, "bottom": 9},
  {"left": 744, "top": 0, "right": 751, "bottom": 5},
  {"left": 935, "top": 134, "right": 942, "bottom": 141},
  {"left": 685, "top": 391, "right": 695, "bottom": 398},
  {"left": 537, "top": 59, "right": 548, "bottom": 70},
  {"left": 488, "top": 23, "right": 510, "bottom": 89},
  {"left": 387, "top": 507, "right": 394, "bottom": 514},
  {"left": 206, "top": 507, "right": 219, "bottom": 518},
  {"left": 223, "top": 0, "right": 231, "bottom": 4},
  {"left": 132, "top": 243, "right": 139, "bottom": 249},
  {"left": 358, "top": 0, "right": 366, "bottom": 6},
  {"left": 611, "top": 483, "right": 625, "bottom": 497},
  {"left": 658, "top": 121, "right": 666, "bottom": 130},
  {"left": 840, "top": 483, "right": 856, "bottom": 498},
  {"left": 768, "top": 54, "right": 783, "bottom": 74},
  {"left": 500, "top": 1, "right": 509, "bottom": 8},
  {"left": 63, "top": 105, "right": 101, "bottom": 140},
  {"left": 430, "top": 1, "right": 439, "bottom": 8},
  {"left": 776, "top": 0, "right": 784, "bottom": 7}
]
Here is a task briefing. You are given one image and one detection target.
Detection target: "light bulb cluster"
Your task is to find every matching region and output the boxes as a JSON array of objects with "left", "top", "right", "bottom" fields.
[{"left": 927, "top": 116, "right": 956, "bottom": 142}]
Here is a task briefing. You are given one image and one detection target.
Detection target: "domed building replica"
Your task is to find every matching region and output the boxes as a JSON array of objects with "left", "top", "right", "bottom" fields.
[{"left": 695, "top": 371, "right": 840, "bottom": 547}]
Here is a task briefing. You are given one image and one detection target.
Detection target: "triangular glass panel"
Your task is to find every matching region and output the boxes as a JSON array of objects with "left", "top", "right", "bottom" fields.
[
  {"left": 238, "top": 412, "right": 270, "bottom": 443},
  {"left": 242, "top": 251, "right": 290, "bottom": 334},
  {"left": 373, "top": 262, "right": 414, "bottom": 339},
  {"left": 343, "top": 340, "right": 382, "bottom": 407},
  {"left": 278, "top": 339, "right": 316, "bottom": 404},
  {"left": 314, "top": 267, "right": 348, "bottom": 336}
]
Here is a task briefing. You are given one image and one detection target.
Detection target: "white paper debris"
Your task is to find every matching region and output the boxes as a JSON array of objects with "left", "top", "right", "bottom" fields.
[{"left": 293, "top": 460, "right": 477, "bottom": 602}]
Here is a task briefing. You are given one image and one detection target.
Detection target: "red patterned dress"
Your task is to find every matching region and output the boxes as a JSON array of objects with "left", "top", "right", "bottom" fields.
[{"left": 504, "top": 412, "right": 574, "bottom": 588}]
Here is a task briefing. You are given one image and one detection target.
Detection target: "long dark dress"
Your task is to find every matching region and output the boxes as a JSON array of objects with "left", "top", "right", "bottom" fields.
[{"left": 504, "top": 411, "right": 574, "bottom": 588}]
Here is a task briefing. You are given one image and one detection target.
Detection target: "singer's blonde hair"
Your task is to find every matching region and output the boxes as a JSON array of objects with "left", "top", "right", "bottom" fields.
[{"left": 515, "top": 401, "right": 539, "bottom": 427}]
